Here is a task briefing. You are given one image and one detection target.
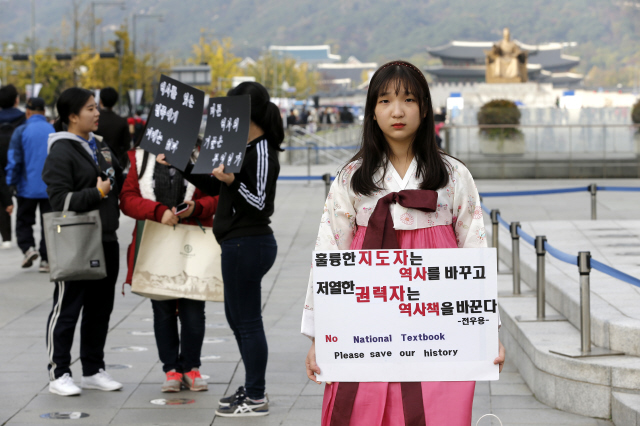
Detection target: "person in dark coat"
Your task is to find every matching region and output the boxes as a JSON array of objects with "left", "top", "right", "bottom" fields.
[
  {"left": 0, "top": 84, "right": 25, "bottom": 248},
  {"left": 339, "top": 106, "right": 354, "bottom": 124},
  {"left": 42, "top": 87, "right": 123, "bottom": 397},
  {"left": 94, "top": 87, "right": 130, "bottom": 167}
]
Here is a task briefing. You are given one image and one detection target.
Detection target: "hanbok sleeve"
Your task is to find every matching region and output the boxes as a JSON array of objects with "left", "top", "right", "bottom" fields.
[
  {"left": 452, "top": 165, "right": 487, "bottom": 249},
  {"left": 451, "top": 164, "right": 501, "bottom": 328},
  {"left": 301, "top": 168, "right": 357, "bottom": 339}
]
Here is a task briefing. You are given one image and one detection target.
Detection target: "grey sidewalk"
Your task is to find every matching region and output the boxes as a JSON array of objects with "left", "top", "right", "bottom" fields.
[{"left": 1, "top": 177, "right": 633, "bottom": 425}]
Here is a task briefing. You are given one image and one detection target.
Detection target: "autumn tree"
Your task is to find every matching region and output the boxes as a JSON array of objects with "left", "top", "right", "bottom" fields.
[
  {"left": 189, "top": 34, "right": 241, "bottom": 95},
  {"left": 246, "top": 53, "right": 318, "bottom": 99}
]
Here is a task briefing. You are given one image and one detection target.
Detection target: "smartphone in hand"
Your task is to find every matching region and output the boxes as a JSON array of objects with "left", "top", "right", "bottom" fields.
[{"left": 175, "top": 202, "right": 189, "bottom": 215}]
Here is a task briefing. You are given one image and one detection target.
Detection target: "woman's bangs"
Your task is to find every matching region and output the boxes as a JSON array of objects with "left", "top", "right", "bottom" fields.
[{"left": 378, "top": 68, "right": 423, "bottom": 98}]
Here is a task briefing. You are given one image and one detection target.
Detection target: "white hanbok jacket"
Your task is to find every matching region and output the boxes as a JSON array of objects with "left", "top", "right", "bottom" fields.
[{"left": 301, "top": 156, "right": 488, "bottom": 338}]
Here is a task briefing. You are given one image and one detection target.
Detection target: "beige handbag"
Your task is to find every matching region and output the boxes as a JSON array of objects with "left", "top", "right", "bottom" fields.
[{"left": 131, "top": 219, "right": 223, "bottom": 302}]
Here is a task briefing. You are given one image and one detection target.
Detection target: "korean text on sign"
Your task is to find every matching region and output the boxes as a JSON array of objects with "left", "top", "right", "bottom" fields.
[{"left": 312, "top": 248, "right": 499, "bottom": 383}]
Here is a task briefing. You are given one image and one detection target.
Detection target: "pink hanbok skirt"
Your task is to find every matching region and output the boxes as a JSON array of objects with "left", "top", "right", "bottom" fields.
[{"left": 321, "top": 225, "right": 475, "bottom": 426}]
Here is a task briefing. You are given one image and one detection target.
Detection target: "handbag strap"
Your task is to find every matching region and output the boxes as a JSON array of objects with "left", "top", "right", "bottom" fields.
[
  {"left": 139, "top": 150, "right": 150, "bottom": 180},
  {"left": 63, "top": 192, "right": 73, "bottom": 213}
]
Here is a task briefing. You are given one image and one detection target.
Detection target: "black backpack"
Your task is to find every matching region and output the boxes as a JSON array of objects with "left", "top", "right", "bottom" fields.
[{"left": 132, "top": 119, "right": 145, "bottom": 145}]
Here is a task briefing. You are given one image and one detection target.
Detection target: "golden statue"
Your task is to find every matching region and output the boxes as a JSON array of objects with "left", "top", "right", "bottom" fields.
[{"left": 485, "top": 28, "right": 528, "bottom": 83}]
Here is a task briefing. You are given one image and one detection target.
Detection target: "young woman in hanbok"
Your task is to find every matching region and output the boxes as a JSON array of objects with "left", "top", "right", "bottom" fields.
[{"left": 302, "top": 60, "right": 506, "bottom": 426}]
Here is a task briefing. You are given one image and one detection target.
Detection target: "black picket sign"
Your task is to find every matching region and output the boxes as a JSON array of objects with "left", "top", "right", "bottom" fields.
[
  {"left": 139, "top": 75, "right": 205, "bottom": 171},
  {"left": 192, "top": 95, "right": 251, "bottom": 174}
]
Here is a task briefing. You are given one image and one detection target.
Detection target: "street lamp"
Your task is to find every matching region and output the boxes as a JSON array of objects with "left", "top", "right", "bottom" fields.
[
  {"left": 132, "top": 12, "right": 163, "bottom": 112},
  {"left": 91, "top": 1, "right": 126, "bottom": 52},
  {"left": 30, "top": 0, "right": 35, "bottom": 94}
]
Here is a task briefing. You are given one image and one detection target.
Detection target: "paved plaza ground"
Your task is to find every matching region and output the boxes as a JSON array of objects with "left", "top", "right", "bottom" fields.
[{"left": 1, "top": 171, "right": 637, "bottom": 425}]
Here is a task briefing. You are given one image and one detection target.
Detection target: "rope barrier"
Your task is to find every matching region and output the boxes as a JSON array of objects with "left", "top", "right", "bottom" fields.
[
  {"left": 496, "top": 213, "right": 510, "bottom": 229},
  {"left": 480, "top": 186, "right": 640, "bottom": 197},
  {"left": 481, "top": 204, "right": 639, "bottom": 289},
  {"left": 480, "top": 187, "right": 588, "bottom": 197},
  {"left": 283, "top": 145, "right": 359, "bottom": 151},
  {"left": 516, "top": 226, "right": 536, "bottom": 246},
  {"left": 598, "top": 186, "right": 640, "bottom": 192},
  {"left": 591, "top": 259, "right": 640, "bottom": 289},
  {"left": 543, "top": 241, "right": 578, "bottom": 266},
  {"left": 278, "top": 175, "right": 325, "bottom": 181}
]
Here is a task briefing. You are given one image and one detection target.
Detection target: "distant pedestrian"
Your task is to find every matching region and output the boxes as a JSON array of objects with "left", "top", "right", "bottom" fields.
[
  {"left": 339, "top": 106, "right": 354, "bottom": 124},
  {"left": 120, "top": 141, "right": 218, "bottom": 394},
  {"left": 95, "top": 87, "right": 130, "bottom": 167},
  {"left": 127, "top": 106, "right": 146, "bottom": 145},
  {"left": 5, "top": 97, "right": 54, "bottom": 272},
  {"left": 299, "top": 107, "right": 309, "bottom": 125},
  {"left": 0, "top": 84, "right": 26, "bottom": 248},
  {"left": 286, "top": 109, "right": 297, "bottom": 128},
  {"left": 42, "top": 87, "right": 124, "bottom": 396},
  {"left": 434, "top": 112, "right": 446, "bottom": 149}
]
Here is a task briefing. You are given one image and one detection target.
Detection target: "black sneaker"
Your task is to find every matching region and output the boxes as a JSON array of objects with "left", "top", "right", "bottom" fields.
[
  {"left": 218, "top": 386, "right": 245, "bottom": 406},
  {"left": 215, "top": 395, "right": 269, "bottom": 417}
]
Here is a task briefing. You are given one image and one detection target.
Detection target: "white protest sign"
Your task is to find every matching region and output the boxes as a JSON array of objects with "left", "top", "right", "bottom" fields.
[{"left": 313, "top": 248, "right": 499, "bottom": 383}]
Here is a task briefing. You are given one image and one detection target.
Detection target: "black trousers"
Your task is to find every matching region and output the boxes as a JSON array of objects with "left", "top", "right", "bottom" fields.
[
  {"left": 0, "top": 208, "right": 9, "bottom": 242},
  {"left": 151, "top": 298, "right": 206, "bottom": 373},
  {"left": 16, "top": 197, "right": 51, "bottom": 259},
  {"left": 220, "top": 234, "right": 277, "bottom": 399},
  {"left": 46, "top": 241, "right": 119, "bottom": 380}
]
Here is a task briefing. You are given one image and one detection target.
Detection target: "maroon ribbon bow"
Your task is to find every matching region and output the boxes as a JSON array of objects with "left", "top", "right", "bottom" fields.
[{"left": 362, "top": 190, "right": 439, "bottom": 250}]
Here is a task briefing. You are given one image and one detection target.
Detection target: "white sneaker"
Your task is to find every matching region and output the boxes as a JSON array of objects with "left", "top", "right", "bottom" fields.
[
  {"left": 22, "top": 246, "right": 38, "bottom": 268},
  {"left": 81, "top": 369, "right": 123, "bottom": 391},
  {"left": 0, "top": 241, "right": 11, "bottom": 249},
  {"left": 49, "top": 373, "right": 82, "bottom": 396}
]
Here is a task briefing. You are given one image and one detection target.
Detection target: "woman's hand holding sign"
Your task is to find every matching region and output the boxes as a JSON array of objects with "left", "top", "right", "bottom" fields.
[
  {"left": 212, "top": 163, "right": 235, "bottom": 185},
  {"left": 306, "top": 339, "right": 322, "bottom": 384},
  {"left": 156, "top": 153, "right": 171, "bottom": 166},
  {"left": 494, "top": 340, "right": 505, "bottom": 373}
]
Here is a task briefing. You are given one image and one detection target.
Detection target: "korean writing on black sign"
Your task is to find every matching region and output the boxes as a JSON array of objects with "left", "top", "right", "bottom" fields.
[
  {"left": 139, "top": 75, "right": 204, "bottom": 171},
  {"left": 192, "top": 95, "right": 251, "bottom": 174}
]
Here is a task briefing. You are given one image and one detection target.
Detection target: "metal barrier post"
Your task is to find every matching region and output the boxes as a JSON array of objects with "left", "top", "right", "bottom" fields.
[
  {"left": 490, "top": 210, "right": 500, "bottom": 272},
  {"left": 444, "top": 127, "right": 451, "bottom": 154},
  {"left": 517, "top": 235, "right": 567, "bottom": 322},
  {"left": 535, "top": 236, "right": 547, "bottom": 319},
  {"left": 307, "top": 144, "right": 312, "bottom": 185},
  {"left": 578, "top": 251, "right": 591, "bottom": 353},
  {"left": 322, "top": 173, "right": 332, "bottom": 198},
  {"left": 589, "top": 184, "right": 597, "bottom": 220},
  {"left": 510, "top": 222, "right": 521, "bottom": 295},
  {"left": 550, "top": 250, "right": 625, "bottom": 357}
]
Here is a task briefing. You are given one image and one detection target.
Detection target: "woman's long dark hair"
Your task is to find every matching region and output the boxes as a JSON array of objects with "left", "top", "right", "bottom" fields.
[
  {"left": 346, "top": 60, "right": 451, "bottom": 196},
  {"left": 53, "top": 87, "right": 95, "bottom": 132},
  {"left": 227, "top": 82, "right": 284, "bottom": 151}
]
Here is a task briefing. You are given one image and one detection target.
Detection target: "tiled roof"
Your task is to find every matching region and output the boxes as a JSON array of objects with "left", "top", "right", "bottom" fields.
[{"left": 427, "top": 40, "right": 579, "bottom": 71}]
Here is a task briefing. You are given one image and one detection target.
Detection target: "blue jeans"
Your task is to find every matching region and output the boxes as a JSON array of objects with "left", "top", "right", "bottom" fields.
[
  {"left": 151, "top": 298, "right": 206, "bottom": 373},
  {"left": 221, "top": 234, "right": 277, "bottom": 399}
]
